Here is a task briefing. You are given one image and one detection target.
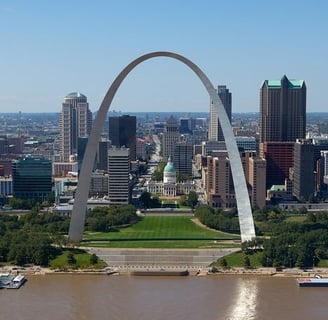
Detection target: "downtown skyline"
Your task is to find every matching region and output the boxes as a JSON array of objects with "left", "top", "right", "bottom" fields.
[{"left": 1, "top": 0, "right": 328, "bottom": 114}]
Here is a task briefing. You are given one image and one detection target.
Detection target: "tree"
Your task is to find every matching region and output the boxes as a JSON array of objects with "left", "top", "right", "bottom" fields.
[
  {"left": 187, "top": 191, "right": 198, "bottom": 209},
  {"left": 90, "top": 253, "right": 98, "bottom": 265},
  {"left": 139, "top": 191, "right": 153, "bottom": 209},
  {"left": 67, "top": 252, "right": 76, "bottom": 265},
  {"left": 243, "top": 255, "right": 251, "bottom": 269},
  {"left": 219, "top": 257, "right": 228, "bottom": 268}
]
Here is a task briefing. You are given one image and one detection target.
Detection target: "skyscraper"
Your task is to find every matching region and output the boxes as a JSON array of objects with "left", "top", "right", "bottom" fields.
[
  {"left": 59, "top": 92, "right": 93, "bottom": 162},
  {"left": 259, "top": 75, "right": 306, "bottom": 189},
  {"left": 173, "top": 141, "right": 193, "bottom": 177},
  {"left": 162, "top": 115, "right": 180, "bottom": 162},
  {"left": 259, "top": 75, "right": 306, "bottom": 143},
  {"left": 107, "top": 147, "right": 131, "bottom": 204},
  {"left": 209, "top": 85, "right": 232, "bottom": 141},
  {"left": 293, "top": 139, "right": 314, "bottom": 201},
  {"left": 108, "top": 115, "right": 136, "bottom": 161}
]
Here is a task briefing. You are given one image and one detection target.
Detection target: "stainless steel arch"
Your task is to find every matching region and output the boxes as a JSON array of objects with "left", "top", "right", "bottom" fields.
[{"left": 68, "top": 51, "right": 256, "bottom": 242}]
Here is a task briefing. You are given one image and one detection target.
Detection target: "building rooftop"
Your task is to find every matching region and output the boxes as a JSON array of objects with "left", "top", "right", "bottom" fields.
[
  {"left": 65, "top": 92, "right": 87, "bottom": 100},
  {"left": 263, "top": 75, "right": 305, "bottom": 89}
]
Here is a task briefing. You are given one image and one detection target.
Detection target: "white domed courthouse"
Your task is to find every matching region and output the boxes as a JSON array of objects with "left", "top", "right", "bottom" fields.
[{"left": 146, "top": 157, "right": 195, "bottom": 197}]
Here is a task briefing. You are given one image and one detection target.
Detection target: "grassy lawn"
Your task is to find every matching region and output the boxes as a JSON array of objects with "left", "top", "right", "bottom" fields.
[
  {"left": 50, "top": 249, "right": 107, "bottom": 269},
  {"left": 285, "top": 215, "right": 307, "bottom": 223},
  {"left": 214, "top": 251, "right": 264, "bottom": 268},
  {"left": 81, "top": 215, "right": 240, "bottom": 248}
]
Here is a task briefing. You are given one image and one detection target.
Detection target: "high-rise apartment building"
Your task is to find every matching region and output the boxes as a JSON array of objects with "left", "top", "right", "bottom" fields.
[
  {"left": 205, "top": 152, "right": 235, "bottom": 209},
  {"left": 204, "top": 151, "right": 266, "bottom": 209},
  {"left": 259, "top": 75, "right": 306, "bottom": 144},
  {"left": 244, "top": 152, "right": 267, "bottom": 209},
  {"left": 107, "top": 147, "right": 131, "bottom": 204},
  {"left": 108, "top": 115, "right": 136, "bottom": 161},
  {"left": 162, "top": 115, "right": 179, "bottom": 161},
  {"left": 12, "top": 157, "right": 52, "bottom": 202},
  {"left": 59, "top": 92, "right": 93, "bottom": 162},
  {"left": 209, "top": 85, "right": 232, "bottom": 141}
]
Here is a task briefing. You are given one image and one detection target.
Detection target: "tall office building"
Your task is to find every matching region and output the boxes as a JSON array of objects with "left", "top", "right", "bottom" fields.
[
  {"left": 293, "top": 139, "right": 314, "bottom": 201},
  {"left": 208, "top": 85, "right": 232, "bottom": 141},
  {"left": 59, "top": 92, "right": 93, "bottom": 162},
  {"left": 97, "top": 139, "right": 111, "bottom": 171},
  {"left": 107, "top": 147, "right": 131, "bottom": 204},
  {"left": 259, "top": 75, "right": 306, "bottom": 144},
  {"left": 173, "top": 141, "right": 193, "bottom": 177},
  {"left": 162, "top": 115, "right": 180, "bottom": 161},
  {"left": 259, "top": 75, "right": 306, "bottom": 189},
  {"left": 12, "top": 157, "right": 52, "bottom": 202},
  {"left": 108, "top": 115, "right": 136, "bottom": 161}
]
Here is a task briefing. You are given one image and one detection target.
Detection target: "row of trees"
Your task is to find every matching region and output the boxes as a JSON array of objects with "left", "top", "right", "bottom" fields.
[
  {"left": 196, "top": 204, "right": 328, "bottom": 269},
  {"left": 0, "top": 204, "right": 139, "bottom": 266},
  {"left": 0, "top": 213, "right": 68, "bottom": 266},
  {"left": 85, "top": 204, "right": 138, "bottom": 232},
  {"left": 194, "top": 205, "right": 240, "bottom": 233},
  {"left": 260, "top": 212, "right": 328, "bottom": 268}
]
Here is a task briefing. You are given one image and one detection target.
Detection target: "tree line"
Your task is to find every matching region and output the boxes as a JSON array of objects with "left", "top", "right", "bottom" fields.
[
  {"left": 196, "top": 205, "right": 328, "bottom": 269},
  {"left": 0, "top": 204, "right": 138, "bottom": 266}
]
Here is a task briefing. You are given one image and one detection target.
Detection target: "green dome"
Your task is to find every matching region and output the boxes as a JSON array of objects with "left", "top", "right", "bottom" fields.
[{"left": 164, "top": 158, "right": 176, "bottom": 173}]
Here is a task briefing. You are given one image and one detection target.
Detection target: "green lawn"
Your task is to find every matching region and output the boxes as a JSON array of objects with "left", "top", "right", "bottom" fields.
[
  {"left": 214, "top": 251, "right": 264, "bottom": 268},
  {"left": 50, "top": 249, "right": 107, "bottom": 269},
  {"left": 81, "top": 215, "right": 240, "bottom": 248},
  {"left": 285, "top": 215, "right": 307, "bottom": 223}
]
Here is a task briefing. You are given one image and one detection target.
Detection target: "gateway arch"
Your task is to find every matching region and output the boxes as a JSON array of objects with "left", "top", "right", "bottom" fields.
[{"left": 68, "top": 51, "right": 256, "bottom": 242}]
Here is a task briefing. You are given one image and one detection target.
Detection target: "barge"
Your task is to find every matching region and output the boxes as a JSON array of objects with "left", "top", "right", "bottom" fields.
[
  {"left": 129, "top": 269, "right": 189, "bottom": 276},
  {"left": 296, "top": 274, "right": 328, "bottom": 287}
]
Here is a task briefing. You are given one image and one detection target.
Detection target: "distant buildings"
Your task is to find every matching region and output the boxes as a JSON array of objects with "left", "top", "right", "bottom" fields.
[{"left": 59, "top": 92, "right": 92, "bottom": 162}]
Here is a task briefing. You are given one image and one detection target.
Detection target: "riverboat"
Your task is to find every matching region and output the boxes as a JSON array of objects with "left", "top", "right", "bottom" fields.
[
  {"left": 0, "top": 273, "right": 26, "bottom": 289},
  {"left": 296, "top": 274, "right": 328, "bottom": 287}
]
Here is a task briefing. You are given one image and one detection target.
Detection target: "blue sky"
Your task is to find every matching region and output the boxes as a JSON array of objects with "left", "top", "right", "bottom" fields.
[{"left": 0, "top": 0, "right": 327, "bottom": 113}]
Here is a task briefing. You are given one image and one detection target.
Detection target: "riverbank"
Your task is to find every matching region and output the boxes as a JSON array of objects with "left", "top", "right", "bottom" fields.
[{"left": 2, "top": 264, "right": 328, "bottom": 278}]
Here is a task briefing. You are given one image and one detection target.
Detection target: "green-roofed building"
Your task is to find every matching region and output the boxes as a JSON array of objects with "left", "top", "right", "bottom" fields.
[{"left": 259, "top": 75, "right": 306, "bottom": 143}]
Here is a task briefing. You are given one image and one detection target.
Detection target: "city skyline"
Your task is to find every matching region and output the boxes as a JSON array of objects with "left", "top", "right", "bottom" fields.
[{"left": 1, "top": 1, "right": 328, "bottom": 114}]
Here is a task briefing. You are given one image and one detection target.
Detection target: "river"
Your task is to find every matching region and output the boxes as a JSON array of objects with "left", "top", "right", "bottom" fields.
[{"left": 1, "top": 274, "right": 328, "bottom": 320}]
